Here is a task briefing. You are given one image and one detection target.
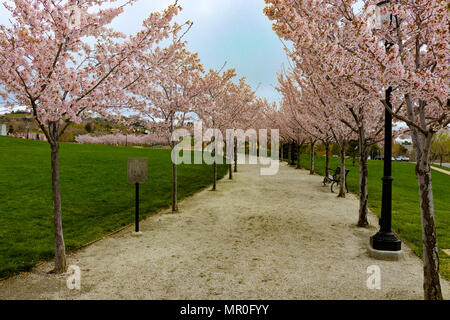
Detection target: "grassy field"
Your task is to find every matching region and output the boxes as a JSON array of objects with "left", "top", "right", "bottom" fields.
[
  {"left": 0, "top": 114, "right": 28, "bottom": 119},
  {"left": 0, "top": 137, "right": 227, "bottom": 278},
  {"left": 291, "top": 154, "right": 450, "bottom": 280}
]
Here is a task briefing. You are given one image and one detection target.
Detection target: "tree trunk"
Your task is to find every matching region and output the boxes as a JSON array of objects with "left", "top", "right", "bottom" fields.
[
  {"left": 310, "top": 142, "right": 315, "bottom": 175},
  {"left": 358, "top": 144, "right": 369, "bottom": 227},
  {"left": 280, "top": 143, "right": 284, "bottom": 162},
  {"left": 338, "top": 142, "right": 346, "bottom": 198},
  {"left": 325, "top": 142, "right": 330, "bottom": 179},
  {"left": 416, "top": 159, "right": 443, "bottom": 300},
  {"left": 234, "top": 136, "right": 238, "bottom": 173},
  {"left": 257, "top": 140, "right": 260, "bottom": 157},
  {"left": 212, "top": 136, "right": 217, "bottom": 190},
  {"left": 172, "top": 162, "right": 178, "bottom": 212},
  {"left": 213, "top": 160, "right": 217, "bottom": 190},
  {"left": 50, "top": 142, "right": 66, "bottom": 273},
  {"left": 403, "top": 93, "right": 443, "bottom": 299},
  {"left": 226, "top": 142, "right": 232, "bottom": 180},
  {"left": 413, "top": 133, "right": 443, "bottom": 300},
  {"left": 439, "top": 156, "right": 443, "bottom": 167},
  {"left": 296, "top": 143, "right": 301, "bottom": 169},
  {"left": 288, "top": 142, "right": 292, "bottom": 165}
]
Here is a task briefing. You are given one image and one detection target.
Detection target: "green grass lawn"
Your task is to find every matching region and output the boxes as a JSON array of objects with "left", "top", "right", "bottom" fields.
[
  {"left": 290, "top": 154, "right": 450, "bottom": 280},
  {"left": 0, "top": 114, "right": 27, "bottom": 119},
  {"left": 0, "top": 137, "right": 227, "bottom": 278}
]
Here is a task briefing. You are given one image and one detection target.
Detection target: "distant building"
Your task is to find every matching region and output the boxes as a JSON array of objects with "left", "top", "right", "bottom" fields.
[{"left": 0, "top": 124, "right": 6, "bottom": 136}]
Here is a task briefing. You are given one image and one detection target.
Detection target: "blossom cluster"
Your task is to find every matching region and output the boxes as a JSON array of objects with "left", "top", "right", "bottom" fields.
[{"left": 75, "top": 134, "right": 168, "bottom": 147}]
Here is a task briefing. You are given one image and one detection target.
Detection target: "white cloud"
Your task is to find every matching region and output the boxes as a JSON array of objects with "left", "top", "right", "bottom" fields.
[{"left": 0, "top": 105, "right": 27, "bottom": 115}]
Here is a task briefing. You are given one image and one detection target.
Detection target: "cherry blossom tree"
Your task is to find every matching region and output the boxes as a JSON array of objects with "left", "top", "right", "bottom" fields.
[
  {"left": 221, "top": 77, "right": 258, "bottom": 174},
  {"left": 339, "top": 98, "right": 386, "bottom": 226},
  {"left": 0, "top": 0, "right": 180, "bottom": 273},
  {"left": 289, "top": 60, "right": 385, "bottom": 226},
  {"left": 251, "top": 97, "right": 275, "bottom": 158},
  {"left": 369, "top": 1, "right": 448, "bottom": 298},
  {"left": 197, "top": 67, "right": 236, "bottom": 188},
  {"left": 263, "top": 103, "right": 289, "bottom": 163},
  {"left": 130, "top": 46, "right": 204, "bottom": 212},
  {"left": 275, "top": 76, "right": 308, "bottom": 169},
  {"left": 276, "top": 66, "right": 354, "bottom": 198},
  {"left": 75, "top": 133, "right": 168, "bottom": 146}
]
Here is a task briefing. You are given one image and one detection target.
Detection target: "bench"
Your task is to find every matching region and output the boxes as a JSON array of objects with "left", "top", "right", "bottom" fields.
[{"left": 323, "top": 166, "right": 349, "bottom": 193}]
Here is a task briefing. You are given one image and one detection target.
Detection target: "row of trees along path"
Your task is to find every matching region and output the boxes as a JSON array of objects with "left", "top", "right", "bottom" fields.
[
  {"left": 0, "top": 1, "right": 270, "bottom": 275},
  {"left": 0, "top": 0, "right": 447, "bottom": 300},
  {"left": 264, "top": 0, "right": 448, "bottom": 300}
]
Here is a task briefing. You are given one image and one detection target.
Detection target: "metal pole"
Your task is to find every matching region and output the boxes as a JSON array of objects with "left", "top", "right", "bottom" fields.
[
  {"left": 382, "top": 88, "right": 393, "bottom": 233},
  {"left": 370, "top": 87, "right": 401, "bottom": 251},
  {"left": 135, "top": 182, "right": 139, "bottom": 232}
]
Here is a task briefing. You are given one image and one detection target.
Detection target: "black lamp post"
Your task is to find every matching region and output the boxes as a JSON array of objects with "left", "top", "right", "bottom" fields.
[{"left": 370, "top": 0, "right": 401, "bottom": 252}]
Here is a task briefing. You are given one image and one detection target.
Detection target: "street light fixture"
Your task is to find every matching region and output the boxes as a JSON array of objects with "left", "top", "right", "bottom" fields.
[{"left": 369, "top": 0, "right": 402, "bottom": 256}]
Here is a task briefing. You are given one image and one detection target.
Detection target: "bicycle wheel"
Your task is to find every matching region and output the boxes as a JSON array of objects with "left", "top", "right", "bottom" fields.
[{"left": 331, "top": 181, "right": 337, "bottom": 193}]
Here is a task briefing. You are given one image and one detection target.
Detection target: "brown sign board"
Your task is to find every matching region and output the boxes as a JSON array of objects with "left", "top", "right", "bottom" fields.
[{"left": 128, "top": 158, "right": 148, "bottom": 184}]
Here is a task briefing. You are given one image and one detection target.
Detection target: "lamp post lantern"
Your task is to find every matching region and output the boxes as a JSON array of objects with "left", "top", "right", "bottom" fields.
[{"left": 369, "top": 0, "right": 402, "bottom": 255}]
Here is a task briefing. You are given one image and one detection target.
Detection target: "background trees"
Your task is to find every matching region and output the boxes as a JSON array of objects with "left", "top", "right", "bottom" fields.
[
  {"left": 221, "top": 77, "right": 259, "bottom": 173},
  {"left": 431, "top": 130, "right": 450, "bottom": 167},
  {"left": 197, "top": 68, "right": 237, "bottom": 189},
  {"left": 131, "top": 45, "right": 204, "bottom": 212}
]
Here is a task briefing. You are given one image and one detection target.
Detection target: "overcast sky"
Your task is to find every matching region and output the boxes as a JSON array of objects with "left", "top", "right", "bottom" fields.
[
  {"left": 112, "top": 0, "right": 289, "bottom": 103},
  {"left": 0, "top": 0, "right": 288, "bottom": 109}
]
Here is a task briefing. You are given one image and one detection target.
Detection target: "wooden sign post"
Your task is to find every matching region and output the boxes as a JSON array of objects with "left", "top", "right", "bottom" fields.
[{"left": 128, "top": 158, "right": 148, "bottom": 234}]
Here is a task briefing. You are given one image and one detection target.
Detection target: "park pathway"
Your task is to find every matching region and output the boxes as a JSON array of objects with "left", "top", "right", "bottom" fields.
[
  {"left": 431, "top": 165, "right": 450, "bottom": 176},
  {"left": 0, "top": 160, "right": 449, "bottom": 299}
]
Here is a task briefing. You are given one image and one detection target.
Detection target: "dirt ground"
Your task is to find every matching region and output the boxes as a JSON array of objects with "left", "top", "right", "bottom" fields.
[{"left": 0, "top": 159, "right": 448, "bottom": 300}]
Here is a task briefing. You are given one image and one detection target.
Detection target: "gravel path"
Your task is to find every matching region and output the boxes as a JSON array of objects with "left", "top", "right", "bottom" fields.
[{"left": 0, "top": 159, "right": 448, "bottom": 300}]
